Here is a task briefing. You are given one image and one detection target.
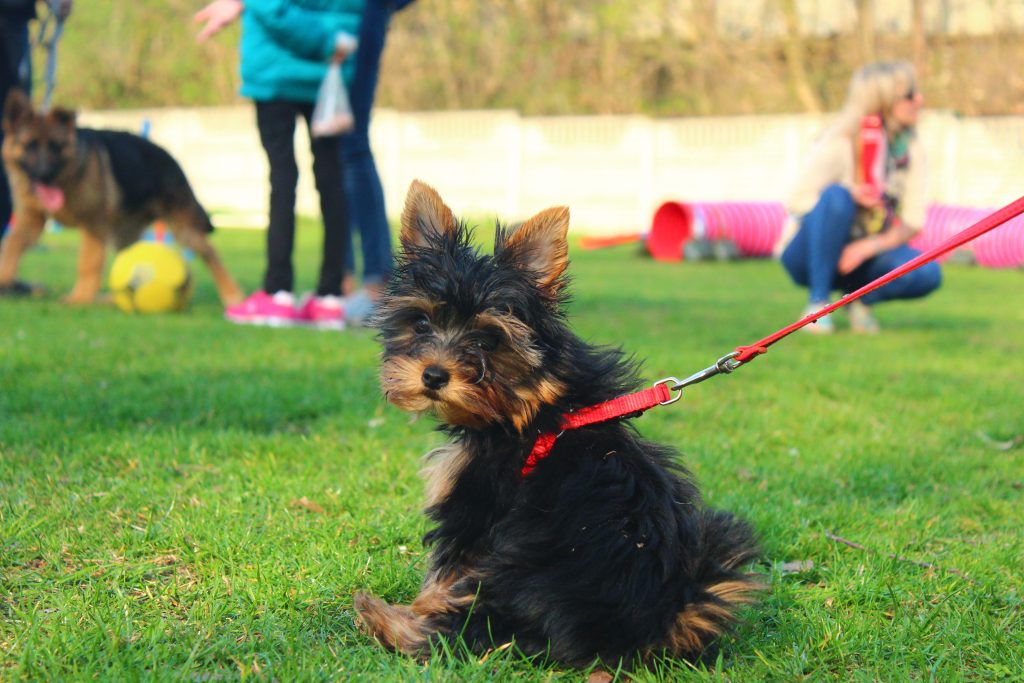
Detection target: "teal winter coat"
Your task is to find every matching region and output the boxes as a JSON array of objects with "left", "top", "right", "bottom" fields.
[{"left": 240, "top": 0, "right": 364, "bottom": 104}]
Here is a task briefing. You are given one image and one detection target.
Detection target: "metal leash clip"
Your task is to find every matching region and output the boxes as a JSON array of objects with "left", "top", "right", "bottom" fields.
[{"left": 654, "top": 351, "right": 743, "bottom": 405}]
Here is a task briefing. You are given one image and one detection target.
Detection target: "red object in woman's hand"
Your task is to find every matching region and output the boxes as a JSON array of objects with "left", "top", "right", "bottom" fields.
[{"left": 859, "top": 115, "right": 887, "bottom": 198}]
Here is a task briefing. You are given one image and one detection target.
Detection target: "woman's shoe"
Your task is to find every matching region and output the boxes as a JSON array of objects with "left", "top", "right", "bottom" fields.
[
  {"left": 848, "top": 300, "right": 880, "bottom": 334},
  {"left": 801, "top": 301, "right": 835, "bottom": 335},
  {"left": 343, "top": 289, "right": 378, "bottom": 327}
]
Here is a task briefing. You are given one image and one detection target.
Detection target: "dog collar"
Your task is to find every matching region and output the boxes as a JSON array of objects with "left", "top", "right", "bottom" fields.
[{"left": 521, "top": 382, "right": 673, "bottom": 478}]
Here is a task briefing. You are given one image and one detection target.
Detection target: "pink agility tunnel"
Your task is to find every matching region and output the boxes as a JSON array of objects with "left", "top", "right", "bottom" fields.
[
  {"left": 650, "top": 200, "right": 1024, "bottom": 267},
  {"left": 912, "top": 203, "right": 1024, "bottom": 268},
  {"left": 647, "top": 202, "right": 695, "bottom": 261},
  {"left": 648, "top": 201, "right": 787, "bottom": 261},
  {"left": 974, "top": 215, "right": 1024, "bottom": 268},
  {"left": 698, "top": 202, "right": 788, "bottom": 256}
]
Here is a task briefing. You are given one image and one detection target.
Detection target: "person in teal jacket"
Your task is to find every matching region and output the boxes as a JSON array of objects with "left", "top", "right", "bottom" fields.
[
  {"left": 238, "top": 0, "right": 361, "bottom": 103},
  {"left": 197, "top": 0, "right": 362, "bottom": 329}
]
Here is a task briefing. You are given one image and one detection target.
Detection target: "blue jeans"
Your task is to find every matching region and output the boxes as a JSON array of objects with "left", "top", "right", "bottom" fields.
[
  {"left": 781, "top": 184, "right": 941, "bottom": 305},
  {"left": 340, "top": 0, "right": 396, "bottom": 286}
]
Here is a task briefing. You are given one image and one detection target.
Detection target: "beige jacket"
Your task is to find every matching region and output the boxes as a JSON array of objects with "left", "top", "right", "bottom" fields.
[{"left": 774, "top": 131, "right": 928, "bottom": 256}]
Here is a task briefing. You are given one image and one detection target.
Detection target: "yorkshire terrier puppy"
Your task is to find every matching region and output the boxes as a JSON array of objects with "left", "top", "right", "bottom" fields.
[{"left": 354, "top": 180, "right": 761, "bottom": 668}]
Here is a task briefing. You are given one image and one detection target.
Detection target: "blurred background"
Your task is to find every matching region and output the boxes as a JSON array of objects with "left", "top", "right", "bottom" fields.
[
  {"left": 40, "top": 0, "right": 1024, "bottom": 232},
  {"left": 53, "top": 0, "right": 1024, "bottom": 115}
]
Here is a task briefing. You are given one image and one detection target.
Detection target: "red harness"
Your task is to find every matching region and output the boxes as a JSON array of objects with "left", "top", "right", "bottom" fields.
[{"left": 521, "top": 383, "right": 672, "bottom": 477}]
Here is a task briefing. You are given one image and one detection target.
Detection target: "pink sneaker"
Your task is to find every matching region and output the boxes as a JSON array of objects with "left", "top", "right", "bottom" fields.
[
  {"left": 225, "top": 291, "right": 301, "bottom": 327},
  {"left": 297, "top": 294, "right": 345, "bottom": 330}
]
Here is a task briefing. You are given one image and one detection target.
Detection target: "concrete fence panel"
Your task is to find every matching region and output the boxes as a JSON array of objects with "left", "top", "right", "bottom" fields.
[{"left": 78, "top": 106, "right": 1024, "bottom": 236}]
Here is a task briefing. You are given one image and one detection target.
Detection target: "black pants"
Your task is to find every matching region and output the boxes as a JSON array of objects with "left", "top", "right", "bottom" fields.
[
  {"left": 0, "top": 16, "right": 31, "bottom": 239},
  {"left": 255, "top": 99, "right": 348, "bottom": 297}
]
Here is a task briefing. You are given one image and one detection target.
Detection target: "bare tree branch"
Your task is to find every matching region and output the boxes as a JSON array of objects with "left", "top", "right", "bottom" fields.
[
  {"left": 825, "top": 531, "right": 977, "bottom": 584},
  {"left": 777, "top": 0, "right": 821, "bottom": 113},
  {"left": 856, "top": 0, "right": 876, "bottom": 63}
]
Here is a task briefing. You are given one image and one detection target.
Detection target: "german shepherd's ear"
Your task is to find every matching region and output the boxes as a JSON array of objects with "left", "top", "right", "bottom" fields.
[
  {"left": 400, "top": 180, "right": 458, "bottom": 251},
  {"left": 46, "top": 106, "right": 77, "bottom": 131},
  {"left": 2, "top": 89, "right": 33, "bottom": 133}
]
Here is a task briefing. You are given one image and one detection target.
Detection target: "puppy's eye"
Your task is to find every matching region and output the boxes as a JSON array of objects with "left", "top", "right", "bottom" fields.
[
  {"left": 471, "top": 331, "right": 499, "bottom": 352},
  {"left": 413, "top": 316, "right": 431, "bottom": 335}
]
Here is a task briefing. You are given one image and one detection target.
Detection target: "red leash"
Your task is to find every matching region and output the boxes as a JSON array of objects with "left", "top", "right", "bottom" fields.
[
  {"left": 734, "top": 195, "right": 1024, "bottom": 363},
  {"left": 523, "top": 195, "right": 1024, "bottom": 478}
]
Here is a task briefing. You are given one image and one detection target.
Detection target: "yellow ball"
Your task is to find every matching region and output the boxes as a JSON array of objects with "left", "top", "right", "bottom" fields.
[{"left": 109, "top": 242, "right": 192, "bottom": 314}]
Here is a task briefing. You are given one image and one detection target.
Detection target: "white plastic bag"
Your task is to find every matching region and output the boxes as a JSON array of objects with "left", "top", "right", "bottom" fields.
[{"left": 311, "top": 62, "right": 354, "bottom": 137}]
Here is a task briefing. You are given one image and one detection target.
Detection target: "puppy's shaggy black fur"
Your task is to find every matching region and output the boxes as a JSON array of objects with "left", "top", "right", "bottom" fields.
[{"left": 355, "top": 181, "right": 761, "bottom": 668}]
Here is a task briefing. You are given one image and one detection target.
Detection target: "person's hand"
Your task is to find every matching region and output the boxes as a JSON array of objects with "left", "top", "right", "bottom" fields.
[
  {"left": 194, "top": 0, "right": 243, "bottom": 43},
  {"left": 332, "top": 33, "right": 358, "bottom": 63},
  {"left": 838, "top": 236, "right": 880, "bottom": 275},
  {"left": 850, "top": 183, "right": 882, "bottom": 209}
]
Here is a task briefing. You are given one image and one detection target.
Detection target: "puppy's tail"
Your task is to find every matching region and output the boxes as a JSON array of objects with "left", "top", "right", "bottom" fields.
[{"left": 662, "top": 509, "right": 763, "bottom": 660}]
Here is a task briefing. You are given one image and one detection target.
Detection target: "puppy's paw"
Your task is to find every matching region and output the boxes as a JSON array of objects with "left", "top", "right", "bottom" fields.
[
  {"left": 353, "top": 591, "right": 394, "bottom": 643},
  {"left": 352, "top": 591, "right": 425, "bottom": 654},
  {"left": 0, "top": 280, "right": 46, "bottom": 297},
  {"left": 353, "top": 591, "right": 386, "bottom": 628}
]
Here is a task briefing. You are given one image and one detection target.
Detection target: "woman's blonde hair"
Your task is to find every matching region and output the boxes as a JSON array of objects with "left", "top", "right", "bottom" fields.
[{"left": 830, "top": 60, "right": 919, "bottom": 138}]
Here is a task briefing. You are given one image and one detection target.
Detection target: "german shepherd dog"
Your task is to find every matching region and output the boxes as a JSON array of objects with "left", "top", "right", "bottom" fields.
[{"left": 0, "top": 89, "right": 243, "bottom": 305}]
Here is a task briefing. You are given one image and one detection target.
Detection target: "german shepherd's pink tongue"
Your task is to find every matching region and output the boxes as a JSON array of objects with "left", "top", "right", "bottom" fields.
[{"left": 34, "top": 184, "right": 65, "bottom": 212}]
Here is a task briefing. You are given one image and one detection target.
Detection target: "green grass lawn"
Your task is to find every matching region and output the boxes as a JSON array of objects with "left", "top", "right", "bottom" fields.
[{"left": 2, "top": 225, "right": 1022, "bottom": 681}]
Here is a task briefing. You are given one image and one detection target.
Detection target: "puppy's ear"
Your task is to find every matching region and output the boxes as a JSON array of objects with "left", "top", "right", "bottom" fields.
[
  {"left": 46, "top": 106, "right": 77, "bottom": 131},
  {"left": 2, "top": 89, "right": 32, "bottom": 133},
  {"left": 400, "top": 180, "right": 458, "bottom": 250},
  {"left": 499, "top": 206, "right": 570, "bottom": 295}
]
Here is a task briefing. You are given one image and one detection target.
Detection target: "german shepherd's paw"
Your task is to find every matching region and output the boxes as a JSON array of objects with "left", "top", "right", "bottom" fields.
[
  {"left": 63, "top": 292, "right": 98, "bottom": 305},
  {"left": 0, "top": 280, "right": 47, "bottom": 297}
]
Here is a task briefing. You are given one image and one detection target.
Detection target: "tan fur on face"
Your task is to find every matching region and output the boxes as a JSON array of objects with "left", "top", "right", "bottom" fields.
[
  {"left": 470, "top": 310, "right": 565, "bottom": 430},
  {"left": 380, "top": 355, "right": 435, "bottom": 414},
  {"left": 380, "top": 353, "right": 501, "bottom": 429},
  {"left": 420, "top": 443, "right": 472, "bottom": 508},
  {"left": 381, "top": 348, "right": 565, "bottom": 433},
  {"left": 475, "top": 310, "right": 542, "bottom": 367},
  {"left": 509, "top": 377, "right": 566, "bottom": 431},
  {"left": 432, "top": 387, "right": 502, "bottom": 429}
]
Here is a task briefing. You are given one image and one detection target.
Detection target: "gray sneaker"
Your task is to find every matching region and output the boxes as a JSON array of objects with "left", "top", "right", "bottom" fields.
[
  {"left": 344, "top": 289, "right": 376, "bottom": 326},
  {"left": 848, "top": 300, "right": 880, "bottom": 334},
  {"left": 801, "top": 301, "right": 835, "bottom": 335}
]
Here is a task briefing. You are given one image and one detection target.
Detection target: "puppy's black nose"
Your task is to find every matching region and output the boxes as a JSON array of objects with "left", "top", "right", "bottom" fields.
[{"left": 421, "top": 365, "right": 450, "bottom": 391}]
